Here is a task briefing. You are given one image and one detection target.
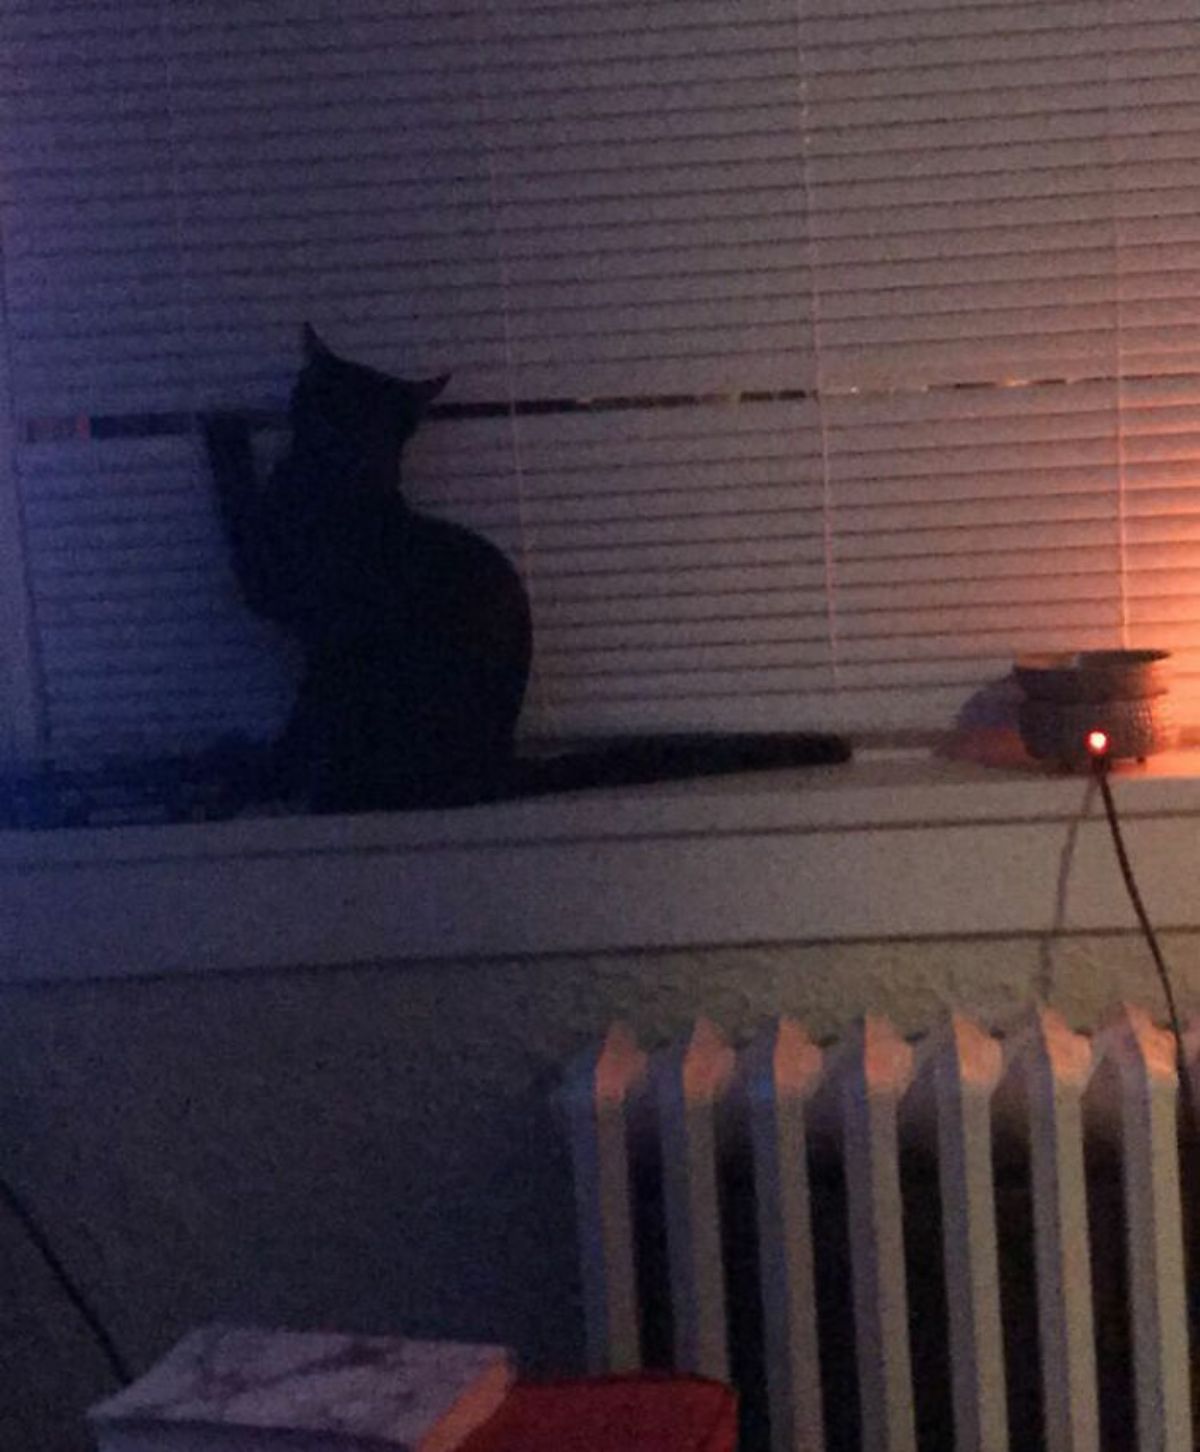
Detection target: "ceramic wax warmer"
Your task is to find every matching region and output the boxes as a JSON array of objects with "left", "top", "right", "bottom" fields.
[{"left": 1013, "top": 650, "right": 1174, "bottom": 769}]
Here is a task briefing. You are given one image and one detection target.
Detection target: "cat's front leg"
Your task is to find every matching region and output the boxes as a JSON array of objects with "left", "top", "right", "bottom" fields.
[{"left": 201, "top": 411, "right": 295, "bottom": 622}]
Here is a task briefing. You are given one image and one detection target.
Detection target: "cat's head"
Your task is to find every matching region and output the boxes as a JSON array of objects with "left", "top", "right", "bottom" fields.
[{"left": 290, "top": 324, "right": 449, "bottom": 470}]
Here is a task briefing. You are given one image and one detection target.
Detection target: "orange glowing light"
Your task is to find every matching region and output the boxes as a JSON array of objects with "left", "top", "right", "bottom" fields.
[{"left": 1086, "top": 729, "right": 1110, "bottom": 756}]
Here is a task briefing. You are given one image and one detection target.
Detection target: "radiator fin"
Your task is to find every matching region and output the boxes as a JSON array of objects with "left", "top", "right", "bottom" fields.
[
  {"left": 1003, "top": 1009, "right": 1099, "bottom": 1452},
  {"left": 921, "top": 1016, "right": 1008, "bottom": 1452},
  {"left": 1092, "top": 1005, "right": 1191, "bottom": 1452},
  {"left": 741, "top": 1019, "right": 826, "bottom": 1452},
  {"left": 651, "top": 1018, "right": 737, "bottom": 1381},
  {"left": 823, "top": 1018, "right": 916, "bottom": 1452},
  {"left": 559, "top": 1021, "right": 646, "bottom": 1373}
]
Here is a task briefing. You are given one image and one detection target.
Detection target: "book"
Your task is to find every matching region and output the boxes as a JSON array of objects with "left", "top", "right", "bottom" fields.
[
  {"left": 88, "top": 1325, "right": 515, "bottom": 1452},
  {"left": 458, "top": 1376, "right": 737, "bottom": 1452}
]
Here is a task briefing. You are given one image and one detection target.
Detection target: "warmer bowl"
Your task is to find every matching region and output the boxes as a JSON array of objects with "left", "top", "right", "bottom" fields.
[{"left": 1012, "top": 650, "right": 1174, "bottom": 766}]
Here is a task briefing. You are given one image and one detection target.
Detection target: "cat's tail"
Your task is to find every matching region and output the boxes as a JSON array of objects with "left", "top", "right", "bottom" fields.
[{"left": 500, "top": 731, "right": 851, "bottom": 799}]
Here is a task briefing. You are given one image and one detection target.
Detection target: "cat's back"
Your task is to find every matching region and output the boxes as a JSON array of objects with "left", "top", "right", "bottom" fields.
[
  {"left": 396, "top": 506, "right": 531, "bottom": 656},
  {"left": 399, "top": 506, "right": 523, "bottom": 593}
]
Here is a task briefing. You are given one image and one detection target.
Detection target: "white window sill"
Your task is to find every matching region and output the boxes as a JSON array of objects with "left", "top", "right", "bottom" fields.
[{"left": 4, "top": 744, "right": 1200, "bottom": 984}]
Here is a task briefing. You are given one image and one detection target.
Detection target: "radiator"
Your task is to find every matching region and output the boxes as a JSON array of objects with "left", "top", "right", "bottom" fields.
[{"left": 560, "top": 1006, "right": 1194, "bottom": 1452}]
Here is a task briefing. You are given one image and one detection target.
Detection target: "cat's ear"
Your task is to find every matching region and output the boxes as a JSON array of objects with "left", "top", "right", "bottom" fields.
[
  {"left": 416, "top": 372, "right": 451, "bottom": 406},
  {"left": 301, "top": 323, "right": 333, "bottom": 363}
]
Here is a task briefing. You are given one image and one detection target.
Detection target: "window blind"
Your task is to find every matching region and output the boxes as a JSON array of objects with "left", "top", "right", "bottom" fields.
[
  {"left": 798, "top": 0, "right": 1200, "bottom": 726},
  {"left": 2, "top": 0, "right": 1199, "bottom": 759},
  {"left": 1108, "top": 3, "right": 1200, "bottom": 719},
  {"left": 463, "top": 0, "right": 826, "bottom": 733}
]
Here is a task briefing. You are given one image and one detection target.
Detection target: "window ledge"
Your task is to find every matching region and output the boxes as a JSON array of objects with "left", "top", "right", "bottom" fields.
[{"left": 5, "top": 747, "right": 1200, "bottom": 984}]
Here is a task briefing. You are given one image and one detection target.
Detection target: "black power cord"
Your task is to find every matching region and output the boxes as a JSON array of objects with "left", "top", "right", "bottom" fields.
[
  {"left": 0, "top": 1171, "right": 131, "bottom": 1387},
  {"left": 1090, "top": 751, "right": 1199, "bottom": 1341},
  {"left": 1092, "top": 754, "right": 1198, "bottom": 1122}
]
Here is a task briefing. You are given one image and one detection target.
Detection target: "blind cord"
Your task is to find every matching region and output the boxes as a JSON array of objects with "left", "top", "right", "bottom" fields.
[{"left": 0, "top": 1170, "right": 131, "bottom": 1387}]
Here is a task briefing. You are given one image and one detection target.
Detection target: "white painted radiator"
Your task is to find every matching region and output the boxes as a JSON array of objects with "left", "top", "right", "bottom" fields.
[{"left": 560, "top": 1007, "right": 1195, "bottom": 1452}]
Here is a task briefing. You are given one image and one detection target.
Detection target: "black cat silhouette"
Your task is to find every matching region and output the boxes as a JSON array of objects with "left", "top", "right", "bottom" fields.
[
  {"left": 203, "top": 325, "right": 531, "bottom": 809},
  {"left": 203, "top": 326, "right": 849, "bottom": 812}
]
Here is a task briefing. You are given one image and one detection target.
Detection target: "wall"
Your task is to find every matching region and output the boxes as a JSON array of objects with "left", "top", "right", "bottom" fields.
[
  {"left": 4, "top": 928, "right": 1200, "bottom": 1452},
  {"left": 7, "top": 752, "right": 1200, "bottom": 1449}
]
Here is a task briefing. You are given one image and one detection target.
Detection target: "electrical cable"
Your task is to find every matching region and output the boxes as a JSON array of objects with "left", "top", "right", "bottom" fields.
[
  {"left": 1091, "top": 752, "right": 1200, "bottom": 1338},
  {"left": 0, "top": 1170, "right": 131, "bottom": 1387},
  {"left": 1092, "top": 757, "right": 1197, "bottom": 1125}
]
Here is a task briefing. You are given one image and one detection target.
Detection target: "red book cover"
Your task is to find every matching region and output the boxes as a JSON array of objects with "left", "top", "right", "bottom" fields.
[{"left": 461, "top": 1375, "right": 737, "bottom": 1452}]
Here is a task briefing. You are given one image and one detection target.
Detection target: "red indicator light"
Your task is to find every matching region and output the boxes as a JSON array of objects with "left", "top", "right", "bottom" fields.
[{"left": 1086, "top": 729, "right": 1110, "bottom": 757}]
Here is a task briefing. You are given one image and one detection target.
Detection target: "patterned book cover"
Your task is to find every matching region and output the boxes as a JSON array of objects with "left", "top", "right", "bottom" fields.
[{"left": 89, "top": 1325, "right": 514, "bottom": 1452}]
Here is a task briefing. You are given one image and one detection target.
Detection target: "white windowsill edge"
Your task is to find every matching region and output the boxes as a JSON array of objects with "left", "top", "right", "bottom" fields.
[{"left": 5, "top": 746, "right": 1200, "bottom": 985}]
